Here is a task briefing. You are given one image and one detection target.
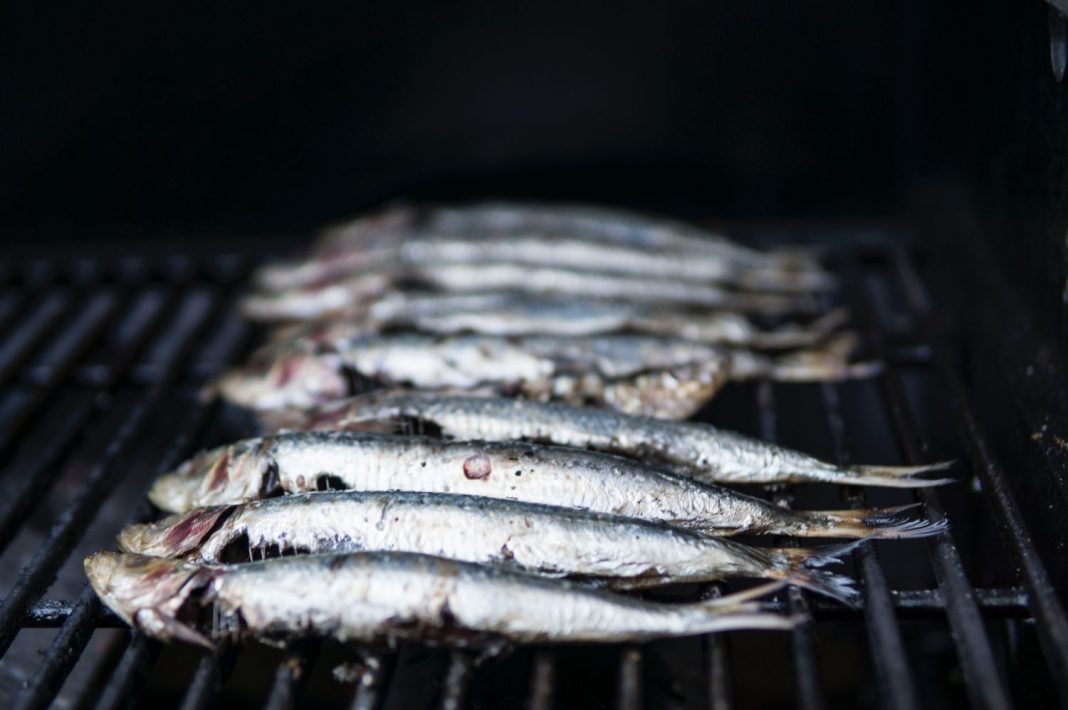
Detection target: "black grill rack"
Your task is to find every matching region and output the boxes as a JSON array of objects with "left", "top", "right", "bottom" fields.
[{"left": 0, "top": 240, "right": 1066, "bottom": 709}]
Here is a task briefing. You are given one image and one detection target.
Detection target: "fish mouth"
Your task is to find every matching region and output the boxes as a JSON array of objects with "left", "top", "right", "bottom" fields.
[{"left": 84, "top": 552, "right": 220, "bottom": 648}]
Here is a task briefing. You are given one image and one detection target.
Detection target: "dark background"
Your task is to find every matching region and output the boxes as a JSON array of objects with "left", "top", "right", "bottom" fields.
[
  {"left": 1, "top": 1, "right": 1067, "bottom": 326},
  {"left": 0, "top": 3, "right": 1039, "bottom": 229}
]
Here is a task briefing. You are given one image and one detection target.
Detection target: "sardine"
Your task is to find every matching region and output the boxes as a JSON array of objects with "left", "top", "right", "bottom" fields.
[
  {"left": 85, "top": 551, "right": 797, "bottom": 649},
  {"left": 262, "top": 294, "right": 849, "bottom": 350},
  {"left": 268, "top": 391, "right": 954, "bottom": 488},
  {"left": 242, "top": 263, "right": 819, "bottom": 322},
  {"left": 317, "top": 202, "right": 818, "bottom": 270},
  {"left": 147, "top": 431, "right": 943, "bottom": 540},
  {"left": 119, "top": 490, "right": 859, "bottom": 603},
  {"left": 211, "top": 332, "right": 878, "bottom": 416},
  {"left": 257, "top": 231, "right": 834, "bottom": 295}
]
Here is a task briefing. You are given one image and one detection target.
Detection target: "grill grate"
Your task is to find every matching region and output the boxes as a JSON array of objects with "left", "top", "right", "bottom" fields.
[{"left": 1, "top": 239, "right": 1065, "bottom": 709}]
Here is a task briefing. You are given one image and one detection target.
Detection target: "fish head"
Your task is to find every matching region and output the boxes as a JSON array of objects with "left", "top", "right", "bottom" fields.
[
  {"left": 149, "top": 440, "right": 276, "bottom": 513},
  {"left": 210, "top": 349, "right": 349, "bottom": 411},
  {"left": 118, "top": 506, "right": 233, "bottom": 558},
  {"left": 85, "top": 551, "right": 219, "bottom": 648}
]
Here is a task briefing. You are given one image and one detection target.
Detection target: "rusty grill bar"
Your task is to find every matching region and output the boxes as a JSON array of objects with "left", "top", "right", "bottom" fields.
[{"left": 0, "top": 239, "right": 1064, "bottom": 709}]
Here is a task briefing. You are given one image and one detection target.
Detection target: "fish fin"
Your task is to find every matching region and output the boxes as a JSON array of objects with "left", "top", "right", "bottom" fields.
[
  {"left": 734, "top": 265, "right": 839, "bottom": 294},
  {"left": 699, "top": 580, "right": 789, "bottom": 610},
  {"left": 689, "top": 582, "right": 799, "bottom": 634},
  {"left": 135, "top": 608, "right": 216, "bottom": 650},
  {"left": 793, "top": 504, "right": 947, "bottom": 539},
  {"left": 256, "top": 409, "right": 306, "bottom": 434},
  {"left": 831, "top": 460, "right": 956, "bottom": 488},
  {"left": 748, "top": 307, "right": 851, "bottom": 350},
  {"left": 763, "top": 333, "right": 882, "bottom": 382},
  {"left": 117, "top": 506, "right": 234, "bottom": 558},
  {"left": 766, "top": 542, "right": 863, "bottom": 607},
  {"left": 725, "top": 291, "right": 821, "bottom": 317}
]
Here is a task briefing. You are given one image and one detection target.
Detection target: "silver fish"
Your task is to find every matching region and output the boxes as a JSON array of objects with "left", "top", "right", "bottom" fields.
[
  {"left": 256, "top": 231, "right": 834, "bottom": 295},
  {"left": 242, "top": 263, "right": 819, "bottom": 322},
  {"left": 318, "top": 202, "right": 818, "bottom": 270},
  {"left": 85, "top": 550, "right": 796, "bottom": 649},
  {"left": 271, "top": 391, "right": 953, "bottom": 488},
  {"left": 263, "top": 294, "right": 849, "bottom": 349},
  {"left": 211, "top": 332, "right": 877, "bottom": 416},
  {"left": 119, "top": 490, "right": 858, "bottom": 603},
  {"left": 147, "top": 431, "right": 943, "bottom": 540}
]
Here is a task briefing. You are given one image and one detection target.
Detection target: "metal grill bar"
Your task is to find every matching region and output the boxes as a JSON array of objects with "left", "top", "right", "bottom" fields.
[
  {"left": 526, "top": 651, "right": 555, "bottom": 710},
  {"left": 846, "top": 256, "right": 1013, "bottom": 710},
  {"left": 0, "top": 286, "right": 181, "bottom": 558},
  {"left": 178, "top": 648, "right": 236, "bottom": 710},
  {"left": 439, "top": 651, "right": 473, "bottom": 710},
  {"left": 22, "top": 397, "right": 235, "bottom": 710},
  {"left": 92, "top": 633, "right": 160, "bottom": 710},
  {"left": 264, "top": 645, "right": 318, "bottom": 710},
  {"left": 702, "top": 585, "right": 733, "bottom": 710},
  {"left": 616, "top": 646, "right": 643, "bottom": 710},
  {"left": 755, "top": 381, "right": 828, "bottom": 710},
  {"left": 13, "top": 585, "right": 102, "bottom": 710},
  {"left": 820, "top": 382, "right": 920, "bottom": 710},
  {"left": 0, "top": 293, "right": 73, "bottom": 390},
  {"left": 0, "top": 398, "right": 97, "bottom": 556},
  {"left": 890, "top": 247, "right": 1068, "bottom": 703},
  {"left": 347, "top": 652, "right": 392, "bottom": 710},
  {"left": 0, "top": 288, "right": 226, "bottom": 658},
  {"left": 0, "top": 292, "right": 119, "bottom": 452}
]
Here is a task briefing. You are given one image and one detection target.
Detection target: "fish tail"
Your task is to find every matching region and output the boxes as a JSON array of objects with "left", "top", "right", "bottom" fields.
[
  {"left": 766, "top": 543, "right": 863, "bottom": 606},
  {"left": 735, "top": 266, "right": 840, "bottom": 294},
  {"left": 727, "top": 291, "right": 821, "bottom": 317},
  {"left": 764, "top": 333, "right": 882, "bottom": 382},
  {"left": 780, "top": 504, "right": 946, "bottom": 539},
  {"left": 688, "top": 581, "right": 799, "bottom": 634},
  {"left": 692, "top": 610, "right": 801, "bottom": 634},
  {"left": 831, "top": 460, "right": 956, "bottom": 488},
  {"left": 749, "top": 307, "right": 851, "bottom": 349}
]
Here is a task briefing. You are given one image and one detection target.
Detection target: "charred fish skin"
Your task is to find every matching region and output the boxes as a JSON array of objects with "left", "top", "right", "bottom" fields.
[
  {"left": 283, "top": 392, "right": 953, "bottom": 488},
  {"left": 148, "top": 431, "right": 945, "bottom": 541},
  {"left": 85, "top": 551, "right": 796, "bottom": 649},
  {"left": 118, "top": 491, "right": 858, "bottom": 603}
]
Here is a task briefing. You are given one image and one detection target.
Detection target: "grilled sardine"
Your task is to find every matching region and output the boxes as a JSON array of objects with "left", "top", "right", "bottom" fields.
[
  {"left": 212, "top": 332, "right": 878, "bottom": 416},
  {"left": 242, "top": 263, "right": 818, "bottom": 322},
  {"left": 148, "top": 432, "right": 943, "bottom": 540},
  {"left": 85, "top": 551, "right": 797, "bottom": 649},
  {"left": 261, "top": 294, "right": 848, "bottom": 349},
  {"left": 270, "top": 391, "right": 953, "bottom": 488},
  {"left": 119, "top": 490, "right": 859, "bottom": 603}
]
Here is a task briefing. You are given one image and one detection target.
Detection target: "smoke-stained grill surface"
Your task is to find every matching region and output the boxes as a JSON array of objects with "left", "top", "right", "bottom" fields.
[{"left": 1, "top": 232, "right": 1065, "bottom": 709}]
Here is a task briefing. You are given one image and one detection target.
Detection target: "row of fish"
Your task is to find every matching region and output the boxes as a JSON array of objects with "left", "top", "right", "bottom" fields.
[{"left": 87, "top": 202, "right": 952, "bottom": 651}]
